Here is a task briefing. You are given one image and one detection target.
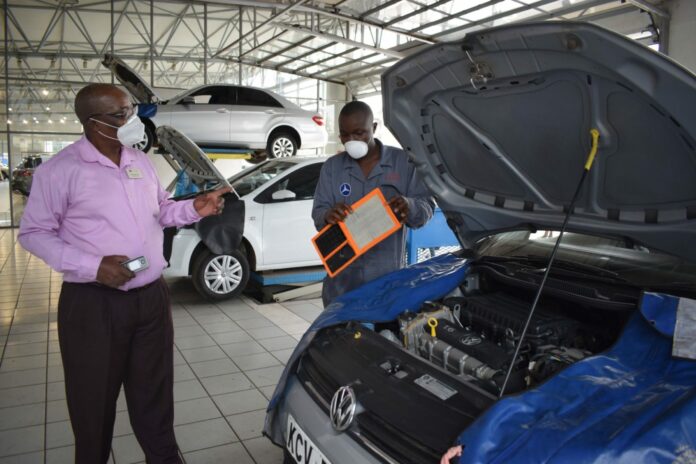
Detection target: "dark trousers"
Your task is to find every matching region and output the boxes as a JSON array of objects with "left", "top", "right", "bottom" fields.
[{"left": 58, "top": 278, "right": 181, "bottom": 464}]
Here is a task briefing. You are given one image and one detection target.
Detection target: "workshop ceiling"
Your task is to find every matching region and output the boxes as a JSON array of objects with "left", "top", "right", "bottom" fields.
[{"left": 1, "top": 0, "right": 667, "bottom": 122}]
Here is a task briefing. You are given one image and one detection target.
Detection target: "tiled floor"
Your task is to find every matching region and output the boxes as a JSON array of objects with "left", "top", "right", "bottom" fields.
[{"left": 0, "top": 228, "right": 324, "bottom": 463}]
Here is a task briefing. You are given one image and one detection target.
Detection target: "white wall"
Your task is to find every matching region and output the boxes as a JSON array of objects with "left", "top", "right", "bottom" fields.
[
  {"left": 667, "top": 0, "right": 696, "bottom": 73},
  {"left": 325, "top": 82, "right": 349, "bottom": 155}
]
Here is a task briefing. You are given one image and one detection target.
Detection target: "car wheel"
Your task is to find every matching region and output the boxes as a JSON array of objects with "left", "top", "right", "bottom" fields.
[
  {"left": 134, "top": 119, "right": 155, "bottom": 153},
  {"left": 267, "top": 132, "right": 297, "bottom": 158},
  {"left": 192, "top": 249, "right": 250, "bottom": 300}
]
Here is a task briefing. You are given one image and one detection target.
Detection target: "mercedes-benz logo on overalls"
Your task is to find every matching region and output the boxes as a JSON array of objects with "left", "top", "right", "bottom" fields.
[
  {"left": 330, "top": 386, "right": 356, "bottom": 432},
  {"left": 339, "top": 183, "right": 351, "bottom": 197}
]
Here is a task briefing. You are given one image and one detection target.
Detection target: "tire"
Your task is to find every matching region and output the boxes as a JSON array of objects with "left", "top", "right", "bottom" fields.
[
  {"left": 266, "top": 131, "right": 297, "bottom": 158},
  {"left": 191, "top": 249, "right": 250, "bottom": 300},
  {"left": 134, "top": 119, "right": 155, "bottom": 153}
]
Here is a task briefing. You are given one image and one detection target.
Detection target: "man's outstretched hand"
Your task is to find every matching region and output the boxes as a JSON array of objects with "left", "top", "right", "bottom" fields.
[
  {"left": 96, "top": 255, "right": 135, "bottom": 288},
  {"left": 194, "top": 187, "right": 232, "bottom": 217}
]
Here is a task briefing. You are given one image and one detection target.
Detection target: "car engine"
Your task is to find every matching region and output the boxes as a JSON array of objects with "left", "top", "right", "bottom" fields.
[
  {"left": 382, "top": 291, "right": 611, "bottom": 395},
  {"left": 294, "top": 264, "right": 637, "bottom": 464}
]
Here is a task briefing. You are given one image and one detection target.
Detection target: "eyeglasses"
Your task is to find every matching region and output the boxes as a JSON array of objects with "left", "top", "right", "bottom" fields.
[{"left": 89, "top": 105, "right": 136, "bottom": 122}]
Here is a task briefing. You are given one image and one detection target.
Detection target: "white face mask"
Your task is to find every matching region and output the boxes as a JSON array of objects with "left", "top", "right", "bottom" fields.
[
  {"left": 345, "top": 140, "right": 369, "bottom": 159},
  {"left": 90, "top": 113, "right": 146, "bottom": 148}
]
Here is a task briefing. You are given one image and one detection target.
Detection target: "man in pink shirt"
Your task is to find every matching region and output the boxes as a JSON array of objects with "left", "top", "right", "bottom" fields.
[{"left": 19, "top": 84, "right": 228, "bottom": 464}]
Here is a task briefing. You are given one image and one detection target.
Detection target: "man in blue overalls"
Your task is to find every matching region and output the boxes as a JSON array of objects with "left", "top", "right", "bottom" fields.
[{"left": 312, "top": 101, "right": 434, "bottom": 306}]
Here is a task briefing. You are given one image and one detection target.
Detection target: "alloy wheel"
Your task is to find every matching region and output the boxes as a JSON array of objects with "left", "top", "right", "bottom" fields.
[
  {"left": 272, "top": 137, "right": 295, "bottom": 157},
  {"left": 203, "top": 255, "right": 243, "bottom": 295}
]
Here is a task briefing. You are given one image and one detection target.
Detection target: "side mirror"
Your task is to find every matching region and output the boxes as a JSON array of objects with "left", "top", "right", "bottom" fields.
[
  {"left": 180, "top": 96, "right": 195, "bottom": 105},
  {"left": 271, "top": 189, "right": 296, "bottom": 201}
]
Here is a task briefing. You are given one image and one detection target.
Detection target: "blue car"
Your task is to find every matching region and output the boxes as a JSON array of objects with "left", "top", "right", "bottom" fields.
[{"left": 265, "top": 21, "right": 696, "bottom": 464}]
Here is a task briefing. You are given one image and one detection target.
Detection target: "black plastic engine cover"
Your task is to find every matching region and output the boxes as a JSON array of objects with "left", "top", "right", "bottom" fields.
[
  {"left": 445, "top": 293, "right": 590, "bottom": 349},
  {"left": 298, "top": 325, "right": 496, "bottom": 463},
  {"left": 436, "top": 319, "right": 509, "bottom": 370}
]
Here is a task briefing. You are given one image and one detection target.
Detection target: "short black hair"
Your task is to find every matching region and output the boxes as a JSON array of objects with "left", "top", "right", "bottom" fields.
[
  {"left": 339, "top": 100, "right": 373, "bottom": 123},
  {"left": 74, "top": 83, "right": 125, "bottom": 124}
]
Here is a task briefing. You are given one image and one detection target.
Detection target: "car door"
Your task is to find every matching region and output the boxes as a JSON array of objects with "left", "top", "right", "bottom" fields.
[
  {"left": 255, "top": 162, "right": 324, "bottom": 268},
  {"left": 229, "top": 87, "right": 285, "bottom": 148},
  {"left": 166, "top": 86, "right": 233, "bottom": 144}
]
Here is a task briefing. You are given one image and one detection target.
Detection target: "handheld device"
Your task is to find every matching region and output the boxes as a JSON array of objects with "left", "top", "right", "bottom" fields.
[{"left": 122, "top": 256, "right": 149, "bottom": 273}]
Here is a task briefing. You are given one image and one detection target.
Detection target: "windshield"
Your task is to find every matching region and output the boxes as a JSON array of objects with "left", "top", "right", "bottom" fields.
[
  {"left": 229, "top": 160, "right": 296, "bottom": 197},
  {"left": 475, "top": 230, "right": 696, "bottom": 290}
]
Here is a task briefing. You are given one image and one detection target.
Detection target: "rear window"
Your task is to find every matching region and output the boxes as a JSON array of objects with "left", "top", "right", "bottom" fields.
[{"left": 236, "top": 88, "right": 282, "bottom": 108}]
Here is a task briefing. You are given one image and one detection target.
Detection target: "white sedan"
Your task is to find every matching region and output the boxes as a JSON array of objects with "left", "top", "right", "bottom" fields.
[
  {"left": 103, "top": 54, "right": 328, "bottom": 156},
  {"left": 164, "top": 156, "right": 325, "bottom": 299}
]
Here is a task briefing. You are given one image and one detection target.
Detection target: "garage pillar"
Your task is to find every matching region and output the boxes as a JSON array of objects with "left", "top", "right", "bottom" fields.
[{"left": 666, "top": 0, "right": 696, "bottom": 73}]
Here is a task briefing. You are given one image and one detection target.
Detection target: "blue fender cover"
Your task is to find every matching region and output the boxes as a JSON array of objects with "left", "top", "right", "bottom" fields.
[
  {"left": 263, "top": 253, "right": 470, "bottom": 444},
  {"left": 456, "top": 292, "right": 696, "bottom": 463},
  {"left": 137, "top": 103, "right": 157, "bottom": 118}
]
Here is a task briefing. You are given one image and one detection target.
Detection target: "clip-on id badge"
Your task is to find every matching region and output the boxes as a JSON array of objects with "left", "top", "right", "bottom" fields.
[{"left": 312, "top": 188, "right": 402, "bottom": 277}]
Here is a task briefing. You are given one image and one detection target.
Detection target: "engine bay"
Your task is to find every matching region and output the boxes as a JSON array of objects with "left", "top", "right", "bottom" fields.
[
  {"left": 374, "top": 264, "right": 635, "bottom": 396},
  {"left": 297, "top": 263, "right": 638, "bottom": 462}
]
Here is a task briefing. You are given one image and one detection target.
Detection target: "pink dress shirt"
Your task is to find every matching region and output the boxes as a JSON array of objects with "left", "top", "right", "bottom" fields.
[{"left": 18, "top": 136, "right": 201, "bottom": 290}]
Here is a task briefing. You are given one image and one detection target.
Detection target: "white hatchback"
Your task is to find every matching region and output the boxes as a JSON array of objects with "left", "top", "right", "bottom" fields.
[{"left": 159, "top": 128, "right": 325, "bottom": 299}]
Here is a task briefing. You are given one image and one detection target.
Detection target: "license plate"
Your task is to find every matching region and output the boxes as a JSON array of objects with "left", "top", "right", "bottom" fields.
[{"left": 286, "top": 414, "right": 332, "bottom": 464}]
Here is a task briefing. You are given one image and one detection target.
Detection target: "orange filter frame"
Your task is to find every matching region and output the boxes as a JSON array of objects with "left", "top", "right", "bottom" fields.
[{"left": 311, "top": 188, "right": 402, "bottom": 278}]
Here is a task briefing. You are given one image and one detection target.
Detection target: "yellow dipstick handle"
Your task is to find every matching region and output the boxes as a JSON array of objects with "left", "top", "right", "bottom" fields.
[
  {"left": 354, "top": 331, "right": 361, "bottom": 340},
  {"left": 427, "top": 318, "right": 438, "bottom": 337},
  {"left": 584, "top": 129, "right": 600, "bottom": 171}
]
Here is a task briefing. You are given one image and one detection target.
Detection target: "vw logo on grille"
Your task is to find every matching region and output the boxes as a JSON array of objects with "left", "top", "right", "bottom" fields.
[{"left": 330, "top": 386, "right": 356, "bottom": 432}]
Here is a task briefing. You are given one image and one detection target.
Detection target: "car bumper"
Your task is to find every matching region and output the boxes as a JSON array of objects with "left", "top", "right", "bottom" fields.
[
  {"left": 277, "top": 376, "right": 384, "bottom": 464},
  {"left": 299, "top": 127, "right": 328, "bottom": 150}
]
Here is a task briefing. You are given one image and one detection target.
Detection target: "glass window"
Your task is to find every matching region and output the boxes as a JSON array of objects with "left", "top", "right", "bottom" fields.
[
  {"left": 228, "top": 160, "right": 295, "bottom": 197},
  {"left": 236, "top": 88, "right": 282, "bottom": 108},
  {"left": 0, "top": 134, "right": 9, "bottom": 227},
  {"left": 257, "top": 162, "right": 323, "bottom": 203},
  {"left": 188, "top": 86, "right": 236, "bottom": 105}
]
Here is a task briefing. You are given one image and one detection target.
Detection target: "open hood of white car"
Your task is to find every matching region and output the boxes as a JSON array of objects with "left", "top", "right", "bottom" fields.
[
  {"left": 156, "top": 125, "right": 230, "bottom": 188},
  {"left": 102, "top": 54, "right": 159, "bottom": 104},
  {"left": 382, "top": 21, "right": 696, "bottom": 263}
]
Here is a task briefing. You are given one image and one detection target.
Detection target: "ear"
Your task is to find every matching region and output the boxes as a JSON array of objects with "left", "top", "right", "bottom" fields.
[{"left": 373, "top": 122, "right": 378, "bottom": 132}]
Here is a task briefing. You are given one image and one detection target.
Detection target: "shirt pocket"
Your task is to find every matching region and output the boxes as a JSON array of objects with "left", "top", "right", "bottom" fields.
[{"left": 134, "top": 180, "right": 160, "bottom": 219}]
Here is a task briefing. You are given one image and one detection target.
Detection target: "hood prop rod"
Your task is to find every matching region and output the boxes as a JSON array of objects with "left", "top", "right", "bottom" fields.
[{"left": 498, "top": 129, "right": 600, "bottom": 398}]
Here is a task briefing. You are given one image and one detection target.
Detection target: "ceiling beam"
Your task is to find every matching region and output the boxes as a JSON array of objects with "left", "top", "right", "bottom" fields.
[
  {"left": 213, "top": 0, "right": 308, "bottom": 58},
  {"left": 270, "top": 22, "right": 406, "bottom": 59},
  {"left": 384, "top": 0, "right": 457, "bottom": 28},
  {"left": 432, "top": 0, "right": 559, "bottom": 39},
  {"left": 625, "top": 0, "right": 669, "bottom": 18},
  {"left": 359, "top": 0, "right": 401, "bottom": 20},
  {"left": 255, "top": 36, "right": 313, "bottom": 65},
  {"left": 408, "top": 0, "right": 503, "bottom": 33},
  {"left": 302, "top": 5, "right": 435, "bottom": 44}
]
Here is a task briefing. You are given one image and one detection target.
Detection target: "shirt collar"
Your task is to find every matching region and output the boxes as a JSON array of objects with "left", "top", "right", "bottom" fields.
[
  {"left": 120, "top": 148, "right": 137, "bottom": 167},
  {"left": 77, "top": 136, "right": 135, "bottom": 168}
]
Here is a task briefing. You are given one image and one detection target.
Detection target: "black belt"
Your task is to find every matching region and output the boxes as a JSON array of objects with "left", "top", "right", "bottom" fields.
[{"left": 63, "top": 277, "right": 163, "bottom": 293}]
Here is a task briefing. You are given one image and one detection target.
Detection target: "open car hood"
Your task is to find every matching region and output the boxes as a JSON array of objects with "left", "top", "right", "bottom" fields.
[
  {"left": 156, "top": 125, "right": 230, "bottom": 188},
  {"left": 102, "top": 54, "right": 159, "bottom": 104},
  {"left": 382, "top": 21, "right": 696, "bottom": 263}
]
